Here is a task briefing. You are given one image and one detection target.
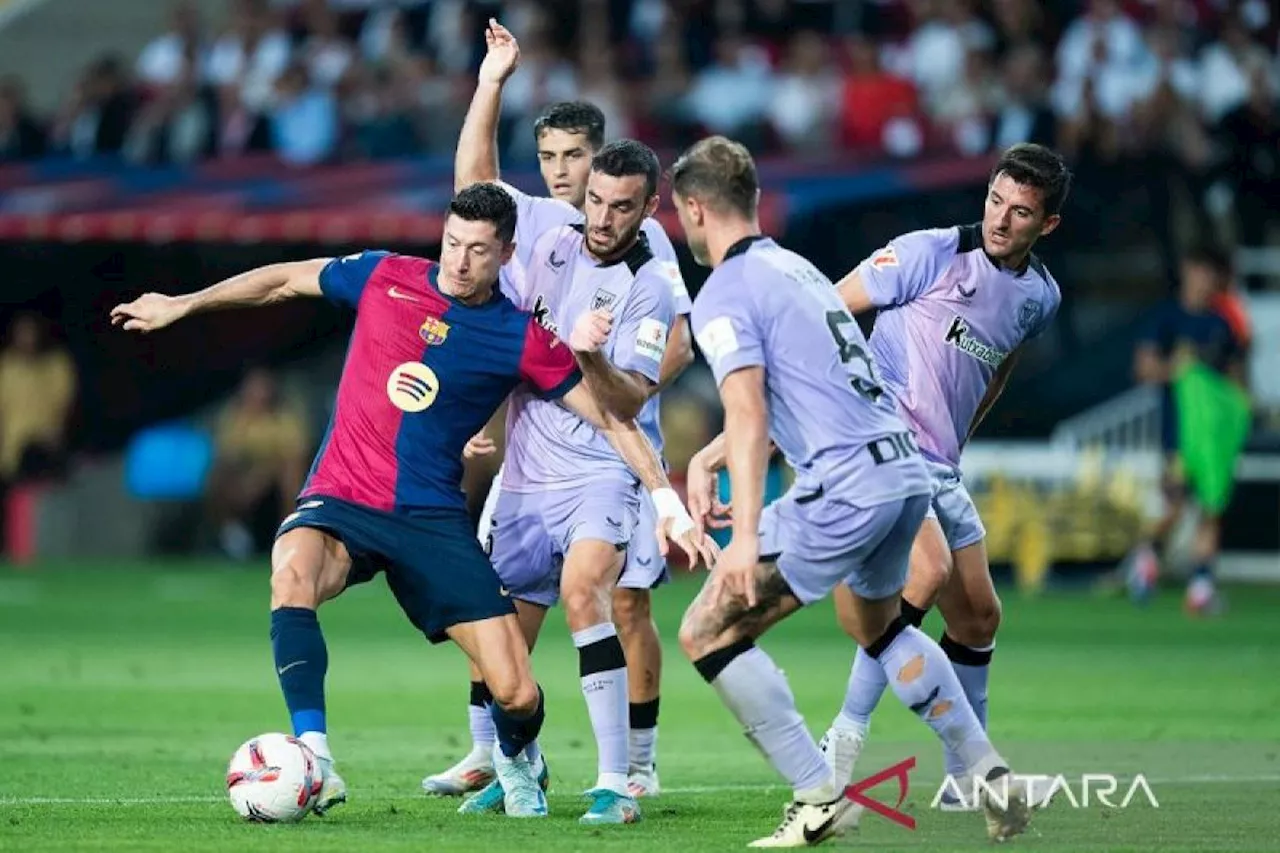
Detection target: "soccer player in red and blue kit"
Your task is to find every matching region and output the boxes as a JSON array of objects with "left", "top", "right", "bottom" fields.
[{"left": 111, "top": 183, "right": 710, "bottom": 821}]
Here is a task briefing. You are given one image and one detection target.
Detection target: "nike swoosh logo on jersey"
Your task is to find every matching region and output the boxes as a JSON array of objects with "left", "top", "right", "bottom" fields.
[{"left": 388, "top": 286, "right": 419, "bottom": 301}]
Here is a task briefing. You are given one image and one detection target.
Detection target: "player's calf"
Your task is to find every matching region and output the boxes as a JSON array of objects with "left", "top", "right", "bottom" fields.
[{"left": 613, "top": 587, "right": 663, "bottom": 796}]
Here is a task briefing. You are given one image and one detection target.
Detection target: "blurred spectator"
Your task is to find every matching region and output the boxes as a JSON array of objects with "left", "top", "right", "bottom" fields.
[
  {"left": 1198, "top": 11, "right": 1275, "bottom": 122},
  {"left": 270, "top": 63, "right": 339, "bottom": 166},
  {"left": 50, "top": 55, "right": 136, "bottom": 160},
  {"left": 0, "top": 315, "right": 76, "bottom": 485},
  {"left": 766, "top": 30, "right": 839, "bottom": 154},
  {"left": 683, "top": 34, "right": 774, "bottom": 148},
  {"left": 988, "top": 44, "right": 1057, "bottom": 151},
  {"left": 898, "top": 0, "right": 995, "bottom": 120},
  {"left": 204, "top": 368, "right": 309, "bottom": 559},
  {"left": 0, "top": 76, "right": 47, "bottom": 162},
  {"left": 837, "top": 32, "right": 920, "bottom": 151},
  {"left": 297, "top": 0, "right": 356, "bottom": 89},
  {"left": 135, "top": 1, "right": 206, "bottom": 94},
  {"left": 1216, "top": 66, "right": 1279, "bottom": 291}
]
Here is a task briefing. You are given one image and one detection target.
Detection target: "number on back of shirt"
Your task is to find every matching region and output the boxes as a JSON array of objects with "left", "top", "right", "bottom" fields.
[{"left": 825, "top": 310, "right": 883, "bottom": 402}]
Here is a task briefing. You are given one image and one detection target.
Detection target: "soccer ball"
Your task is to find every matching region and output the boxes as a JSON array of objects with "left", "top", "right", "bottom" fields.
[{"left": 226, "top": 733, "right": 322, "bottom": 823}]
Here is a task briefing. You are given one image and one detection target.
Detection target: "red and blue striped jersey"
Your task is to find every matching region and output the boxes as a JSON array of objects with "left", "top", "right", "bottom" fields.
[{"left": 301, "top": 250, "right": 581, "bottom": 514}]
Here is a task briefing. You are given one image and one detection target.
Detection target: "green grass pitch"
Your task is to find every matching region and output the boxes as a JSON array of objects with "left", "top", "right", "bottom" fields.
[{"left": 2, "top": 562, "right": 1278, "bottom": 851}]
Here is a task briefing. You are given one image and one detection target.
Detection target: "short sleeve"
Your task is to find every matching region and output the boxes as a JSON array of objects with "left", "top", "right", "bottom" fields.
[
  {"left": 318, "top": 250, "right": 390, "bottom": 309},
  {"left": 856, "top": 228, "right": 958, "bottom": 308},
  {"left": 497, "top": 181, "right": 582, "bottom": 268},
  {"left": 519, "top": 318, "right": 582, "bottom": 400},
  {"left": 691, "top": 276, "right": 765, "bottom": 387},
  {"left": 1027, "top": 280, "right": 1062, "bottom": 341},
  {"left": 641, "top": 219, "right": 692, "bottom": 315},
  {"left": 610, "top": 269, "right": 676, "bottom": 384}
]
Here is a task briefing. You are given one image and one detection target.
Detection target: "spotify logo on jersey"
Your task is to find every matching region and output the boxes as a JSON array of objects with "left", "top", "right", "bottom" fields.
[{"left": 387, "top": 362, "right": 440, "bottom": 412}]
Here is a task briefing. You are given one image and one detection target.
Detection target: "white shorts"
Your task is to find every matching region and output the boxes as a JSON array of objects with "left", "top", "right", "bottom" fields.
[
  {"left": 923, "top": 458, "right": 986, "bottom": 551},
  {"left": 477, "top": 465, "right": 668, "bottom": 601},
  {"left": 759, "top": 484, "right": 930, "bottom": 604}
]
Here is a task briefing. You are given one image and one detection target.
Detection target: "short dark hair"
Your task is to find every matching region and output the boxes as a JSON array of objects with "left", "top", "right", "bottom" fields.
[
  {"left": 590, "top": 139, "right": 661, "bottom": 198},
  {"left": 533, "top": 101, "right": 606, "bottom": 150},
  {"left": 1183, "top": 242, "right": 1234, "bottom": 278},
  {"left": 990, "top": 143, "right": 1072, "bottom": 216},
  {"left": 448, "top": 182, "right": 517, "bottom": 244},
  {"left": 669, "top": 135, "right": 758, "bottom": 217}
]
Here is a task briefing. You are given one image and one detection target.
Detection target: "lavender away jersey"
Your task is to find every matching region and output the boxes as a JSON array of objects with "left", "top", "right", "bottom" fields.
[
  {"left": 858, "top": 224, "right": 1061, "bottom": 466},
  {"left": 496, "top": 182, "right": 692, "bottom": 314},
  {"left": 692, "top": 236, "right": 930, "bottom": 506},
  {"left": 501, "top": 224, "right": 677, "bottom": 491}
]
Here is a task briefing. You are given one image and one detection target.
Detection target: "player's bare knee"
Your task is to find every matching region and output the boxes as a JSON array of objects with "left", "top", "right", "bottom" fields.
[
  {"left": 490, "top": 674, "right": 539, "bottom": 717},
  {"left": 269, "top": 559, "right": 320, "bottom": 609},
  {"left": 678, "top": 609, "right": 722, "bottom": 661},
  {"left": 612, "top": 588, "right": 650, "bottom": 635},
  {"left": 952, "top": 596, "right": 1001, "bottom": 647},
  {"left": 562, "top": 581, "right": 610, "bottom": 629}
]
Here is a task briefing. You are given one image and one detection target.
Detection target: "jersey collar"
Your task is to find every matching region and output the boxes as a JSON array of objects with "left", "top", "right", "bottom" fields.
[{"left": 723, "top": 234, "right": 769, "bottom": 262}]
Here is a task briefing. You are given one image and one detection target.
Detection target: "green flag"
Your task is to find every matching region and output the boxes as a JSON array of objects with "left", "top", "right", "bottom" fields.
[{"left": 1172, "top": 360, "right": 1251, "bottom": 513}]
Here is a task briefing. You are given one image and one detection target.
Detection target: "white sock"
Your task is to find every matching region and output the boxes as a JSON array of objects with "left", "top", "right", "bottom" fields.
[
  {"left": 299, "top": 731, "right": 332, "bottom": 762},
  {"left": 833, "top": 647, "right": 885, "bottom": 738},
  {"left": 940, "top": 636, "right": 994, "bottom": 779},
  {"left": 524, "top": 739, "right": 542, "bottom": 770},
  {"left": 710, "top": 645, "right": 833, "bottom": 796},
  {"left": 628, "top": 727, "right": 657, "bottom": 772},
  {"left": 872, "top": 625, "right": 1003, "bottom": 778},
  {"left": 468, "top": 703, "right": 495, "bottom": 756},
  {"left": 573, "top": 622, "right": 630, "bottom": 794}
]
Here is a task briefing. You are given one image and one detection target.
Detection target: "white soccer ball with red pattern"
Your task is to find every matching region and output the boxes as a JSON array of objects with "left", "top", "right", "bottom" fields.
[{"left": 226, "top": 733, "right": 321, "bottom": 823}]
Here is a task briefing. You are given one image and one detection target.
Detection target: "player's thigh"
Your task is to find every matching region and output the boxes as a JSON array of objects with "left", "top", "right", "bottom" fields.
[
  {"left": 555, "top": 479, "right": 639, "bottom": 606},
  {"left": 270, "top": 505, "right": 368, "bottom": 608},
  {"left": 449, "top": 613, "right": 538, "bottom": 712},
  {"left": 678, "top": 557, "right": 802, "bottom": 660},
  {"left": 488, "top": 489, "right": 561, "bottom": 609},
  {"left": 515, "top": 598, "right": 549, "bottom": 652},
  {"left": 382, "top": 510, "right": 516, "bottom": 647}
]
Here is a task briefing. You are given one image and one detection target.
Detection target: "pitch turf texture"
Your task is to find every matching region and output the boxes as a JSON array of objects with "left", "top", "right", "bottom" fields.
[{"left": 2, "top": 563, "right": 1277, "bottom": 852}]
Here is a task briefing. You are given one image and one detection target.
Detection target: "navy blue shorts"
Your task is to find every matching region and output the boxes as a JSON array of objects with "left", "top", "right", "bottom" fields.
[{"left": 276, "top": 496, "right": 515, "bottom": 643}]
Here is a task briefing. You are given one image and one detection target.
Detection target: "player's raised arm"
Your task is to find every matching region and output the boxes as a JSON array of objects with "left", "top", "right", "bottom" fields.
[
  {"left": 455, "top": 18, "right": 518, "bottom": 191},
  {"left": 110, "top": 259, "right": 329, "bottom": 333}
]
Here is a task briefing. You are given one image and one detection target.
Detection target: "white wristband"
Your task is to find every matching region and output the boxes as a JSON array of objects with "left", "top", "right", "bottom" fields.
[{"left": 650, "top": 487, "right": 694, "bottom": 537}]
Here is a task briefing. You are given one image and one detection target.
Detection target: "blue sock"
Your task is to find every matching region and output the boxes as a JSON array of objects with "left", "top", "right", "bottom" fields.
[
  {"left": 491, "top": 685, "right": 545, "bottom": 758},
  {"left": 270, "top": 607, "right": 328, "bottom": 736}
]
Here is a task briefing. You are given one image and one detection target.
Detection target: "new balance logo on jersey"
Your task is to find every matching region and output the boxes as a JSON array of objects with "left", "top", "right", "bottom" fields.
[
  {"left": 532, "top": 294, "right": 560, "bottom": 336},
  {"left": 943, "top": 316, "right": 1007, "bottom": 368}
]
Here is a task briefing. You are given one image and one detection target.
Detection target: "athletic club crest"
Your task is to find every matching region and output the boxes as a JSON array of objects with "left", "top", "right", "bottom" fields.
[
  {"left": 1017, "top": 299, "right": 1042, "bottom": 333},
  {"left": 591, "top": 288, "right": 617, "bottom": 312},
  {"left": 419, "top": 316, "right": 450, "bottom": 346}
]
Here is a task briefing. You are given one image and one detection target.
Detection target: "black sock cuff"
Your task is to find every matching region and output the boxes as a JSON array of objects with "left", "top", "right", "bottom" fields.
[
  {"left": 579, "top": 636, "right": 627, "bottom": 676},
  {"left": 940, "top": 634, "right": 993, "bottom": 666},
  {"left": 629, "top": 697, "right": 660, "bottom": 729},
  {"left": 865, "top": 614, "right": 911, "bottom": 660},
  {"left": 901, "top": 598, "right": 929, "bottom": 628},
  {"left": 271, "top": 606, "right": 318, "bottom": 623},
  {"left": 693, "top": 637, "right": 755, "bottom": 683},
  {"left": 470, "top": 680, "right": 493, "bottom": 708}
]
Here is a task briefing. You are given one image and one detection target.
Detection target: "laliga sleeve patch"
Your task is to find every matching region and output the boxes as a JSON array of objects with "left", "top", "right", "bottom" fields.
[
  {"left": 696, "top": 316, "right": 739, "bottom": 365},
  {"left": 871, "top": 245, "right": 899, "bottom": 268},
  {"left": 635, "top": 317, "right": 669, "bottom": 361},
  {"left": 660, "top": 261, "right": 689, "bottom": 301}
]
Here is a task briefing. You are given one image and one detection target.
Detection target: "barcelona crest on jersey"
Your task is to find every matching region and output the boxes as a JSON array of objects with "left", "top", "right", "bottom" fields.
[{"left": 419, "top": 316, "right": 450, "bottom": 346}]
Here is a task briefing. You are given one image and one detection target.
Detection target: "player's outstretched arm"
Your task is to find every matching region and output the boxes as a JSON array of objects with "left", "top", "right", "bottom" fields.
[
  {"left": 110, "top": 259, "right": 327, "bottom": 333},
  {"left": 455, "top": 18, "right": 518, "bottom": 192}
]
